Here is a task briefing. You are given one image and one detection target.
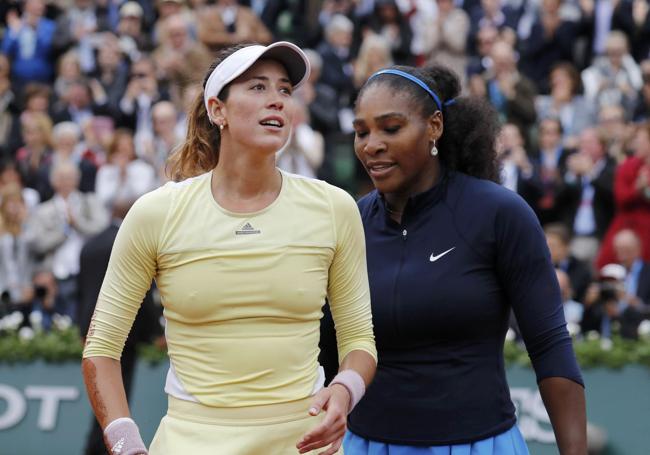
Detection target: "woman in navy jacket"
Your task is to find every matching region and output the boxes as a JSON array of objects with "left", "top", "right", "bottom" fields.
[{"left": 344, "top": 64, "right": 586, "bottom": 454}]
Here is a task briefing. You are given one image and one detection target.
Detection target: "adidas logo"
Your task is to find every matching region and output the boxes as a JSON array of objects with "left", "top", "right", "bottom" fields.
[
  {"left": 111, "top": 437, "right": 125, "bottom": 454},
  {"left": 235, "top": 222, "right": 261, "bottom": 235}
]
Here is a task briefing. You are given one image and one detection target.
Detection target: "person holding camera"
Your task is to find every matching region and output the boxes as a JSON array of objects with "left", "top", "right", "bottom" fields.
[{"left": 581, "top": 262, "right": 645, "bottom": 339}]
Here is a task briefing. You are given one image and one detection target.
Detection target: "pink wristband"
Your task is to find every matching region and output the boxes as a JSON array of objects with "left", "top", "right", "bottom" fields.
[
  {"left": 329, "top": 369, "right": 366, "bottom": 413},
  {"left": 103, "top": 417, "right": 148, "bottom": 455}
]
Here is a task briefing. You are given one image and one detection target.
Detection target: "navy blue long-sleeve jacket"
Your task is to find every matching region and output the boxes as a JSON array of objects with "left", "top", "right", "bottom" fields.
[{"left": 348, "top": 170, "right": 583, "bottom": 446}]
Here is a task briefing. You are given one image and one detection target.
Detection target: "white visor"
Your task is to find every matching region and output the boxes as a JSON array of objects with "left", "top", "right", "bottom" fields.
[{"left": 203, "top": 41, "right": 311, "bottom": 112}]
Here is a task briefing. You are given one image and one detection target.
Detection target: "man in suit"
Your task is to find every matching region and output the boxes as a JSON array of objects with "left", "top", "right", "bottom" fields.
[
  {"left": 530, "top": 118, "right": 574, "bottom": 226},
  {"left": 50, "top": 78, "right": 115, "bottom": 126},
  {"left": 559, "top": 128, "right": 616, "bottom": 263},
  {"left": 78, "top": 198, "right": 162, "bottom": 455},
  {"left": 614, "top": 229, "right": 650, "bottom": 309},
  {"left": 25, "top": 161, "right": 108, "bottom": 322},
  {"left": 545, "top": 223, "right": 593, "bottom": 304}
]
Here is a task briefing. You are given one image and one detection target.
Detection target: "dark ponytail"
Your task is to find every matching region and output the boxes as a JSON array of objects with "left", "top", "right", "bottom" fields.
[
  {"left": 358, "top": 64, "right": 500, "bottom": 182},
  {"left": 166, "top": 44, "right": 253, "bottom": 181}
]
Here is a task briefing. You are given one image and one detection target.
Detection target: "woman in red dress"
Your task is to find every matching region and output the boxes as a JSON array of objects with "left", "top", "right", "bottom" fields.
[{"left": 597, "top": 121, "right": 650, "bottom": 268}]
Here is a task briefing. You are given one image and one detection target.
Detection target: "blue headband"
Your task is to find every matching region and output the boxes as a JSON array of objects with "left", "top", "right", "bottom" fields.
[{"left": 368, "top": 69, "right": 455, "bottom": 112}]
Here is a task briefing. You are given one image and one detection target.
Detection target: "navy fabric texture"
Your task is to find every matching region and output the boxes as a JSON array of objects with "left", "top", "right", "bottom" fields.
[{"left": 349, "top": 170, "right": 583, "bottom": 446}]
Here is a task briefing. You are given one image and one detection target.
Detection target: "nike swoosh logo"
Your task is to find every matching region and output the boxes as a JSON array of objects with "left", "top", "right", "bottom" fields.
[{"left": 429, "top": 247, "right": 455, "bottom": 262}]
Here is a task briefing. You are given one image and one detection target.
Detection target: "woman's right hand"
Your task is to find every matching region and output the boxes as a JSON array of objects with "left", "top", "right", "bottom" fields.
[{"left": 296, "top": 385, "right": 350, "bottom": 455}]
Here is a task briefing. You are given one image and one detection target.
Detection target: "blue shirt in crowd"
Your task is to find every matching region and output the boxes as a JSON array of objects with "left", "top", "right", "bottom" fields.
[
  {"left": 2, "top": 18, "right": 56, "bottom": 84},
  {"left": 349, "top": 169, "right": 583, "bottom": 446}
]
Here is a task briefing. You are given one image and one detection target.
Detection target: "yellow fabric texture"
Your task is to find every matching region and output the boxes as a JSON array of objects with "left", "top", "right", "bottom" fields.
[
  {"left": 149, "top": 397, "right": 341, "bottom": 455},
  {"left": 83, "top": 170, "right": 376, "bottom": 407},
  {"left": 148, "top": 396, "right": 343, "bottom": 454}
]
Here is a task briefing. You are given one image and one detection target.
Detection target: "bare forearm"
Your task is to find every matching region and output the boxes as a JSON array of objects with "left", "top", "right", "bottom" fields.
[
  {"left": 339, "top": 350, "right": 376, "bottom": 386},
  {"left": 539, "top": 377, "right": 587, "bottom": 455},
  {"left": 81, "top": 356, "right": 130, "bottom": 429}
]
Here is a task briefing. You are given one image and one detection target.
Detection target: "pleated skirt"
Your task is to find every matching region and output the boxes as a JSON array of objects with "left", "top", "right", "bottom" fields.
[
  {"left": 343, "top": 426, "right": 529, "bottom": 455},
  {"left": 149, "top": 395, "right": 342, "bottom": 454}
]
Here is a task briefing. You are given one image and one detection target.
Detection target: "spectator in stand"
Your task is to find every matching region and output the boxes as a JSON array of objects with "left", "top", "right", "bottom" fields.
[
  {"left": 545, "top": 222, "right": 593, "bottom": 304},
  {"left": 115, "top": 1, "right": 152, "bottom": 61},
  {"left": 89, "top": 32, "right": 130, "bottom": 112},
  {"left": 18, "top": 81, "right": 50, "bottom": 115},
  {"left": 5, "top": 82, "right": 52, "bottom": 154},
  {"left": 610, "top": 0, "right": 650, "bottom": 62},
  {"left": 496, "top": 122, "right": 541, "bottom": 210},
  {"left": 38, "top": 121, "right": 97, "bottom": 200},
  {"left": 316, "top": 14, "right": 356, "bottom": 108},
  {"left": 95, "top": 129, "right": 156, "bottom": 209},
  {"left": 357, "top": 0, "right": 414, "bottom": 65},
  {"left": 518, "top": 0, "right": 578, "bottom": 95},
  {"left": 296, "top": 49, "right": 340, "bottom": 137},
  {"left": 422, "top": 0, "right": 470, "bottom": 88},
  {"left": 582, "top": 31, "right": 643, "bottom": 116},
  {"left": 139, "top": 101, "right": 184, "bottom": 181},
  {"left": 315, "top": 0, "right": 357, "bottom": 54},
  {"left": 256, "top": 0, "right": 311, "bottom": 46},
  {"left": 51, "top": 78, "right": 114, "bottom": 126},
  {"left": 51, "top": 0, "right": 111, "bottom": 74},
  {"left": 467, "top": 0, "right": 520, "bottom": 56},
  {"left": 53, "top": 49, "right": 83, "bottom": 100},
  {"left": 155, "top": 0, "right": 193, "bottom": 35},
  {"left": 530, "top": 117, "right": 573, "bottom": 225},
  {"left": 556, "top": 268, "right": 584, "bottom": 326},
  {"left": 117, "top": 56, "right": 170, "bottom": 141},
  {"left": 1, "top": 0, "right": 57, "bottom": 92},
  {"left": 403, "top": 0, "right": 437, "bottom": 66},
  {"left": 197, "top": 0, "right": 272, "bottom": 52},
  {"left": 562, "top": 128, "right": 616, "bottom": 263},
  {"left": 0, "top": 159, "right": 40, "bottom": 211},
  {"left": 597, "top": 104, "right": 631, "bottom": 163},
  {"left": 276, "top": 100, "right": 324, "bottom": 179},
  {"left": 597, "top": 121, "right": 650, "bottom": 268},
  {"left": 25, "top": 161, "right": 108, "bottom": 322},
  {"left": 15, "top": 111, "right": 53, "bottom": 201},
  {"left": 582, "top": 262, "right": 645, "bottom": 339},
  {"left": 470, "top": 40, "right": 537, "bottom": 145},
  {"left": 0, "top": 54, "right": 16, "bottom": 158},
  {"left": 536, "top": 62, "right": 596, "bottom": 149},
  {"left": 152, "top": 13, "right": 212, "bottom": 107},
  {"left": 613, "top": 229, "right": 650, "bottom": 308},
  {"left": 0, "top": 183, "right": 35, "bottom": 316},
  {"left": 466, "top": 24, "right": 499, "bottom": 77},
  {"left": 352, "top": 34, "right": 393, "bottom": 96},
  {"left": 633, "top": 59, "right": 650, "bottom": 121}
]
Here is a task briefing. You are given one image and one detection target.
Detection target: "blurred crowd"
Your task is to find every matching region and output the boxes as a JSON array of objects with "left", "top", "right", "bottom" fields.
[{"left": 0, "top": 0, "right": 649, "bottom": 340}]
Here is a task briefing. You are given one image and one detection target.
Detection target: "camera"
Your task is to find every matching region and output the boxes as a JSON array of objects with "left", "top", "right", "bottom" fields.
[
  {"left": 34, "top": 285, "right": 48, "bottom": 300},
  {"left": 598, "top": 281, "right": 620, "bottom": 303}
]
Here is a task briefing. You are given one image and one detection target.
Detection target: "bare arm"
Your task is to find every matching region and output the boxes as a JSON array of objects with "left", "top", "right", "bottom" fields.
[
  {"left": 81, "top": 356, "right": 130, "bottom": 429},
  {"left": 539, "top": 377, "right": 587, "bottom": 455}
]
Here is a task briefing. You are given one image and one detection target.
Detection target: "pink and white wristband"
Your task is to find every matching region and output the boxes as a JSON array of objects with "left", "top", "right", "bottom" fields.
[
  {"left": 329, "top": 369, "right": 366, "bottom": 414},
  {"left": 103, "top": 417, "right": 148, "bottom": 455}
]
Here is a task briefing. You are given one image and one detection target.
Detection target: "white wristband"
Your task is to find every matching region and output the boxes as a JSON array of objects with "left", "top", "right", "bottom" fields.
[
  {"left": 329, "top": 369, "right": 366, "bottom": 414},
  {"left": 103, "top": 417, "right": 148, "bottom": 455}
]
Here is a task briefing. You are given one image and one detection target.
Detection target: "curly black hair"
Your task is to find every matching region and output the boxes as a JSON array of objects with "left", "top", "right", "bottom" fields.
[{"left": 357, "top": 64, "right": 500, "bottom": 183}]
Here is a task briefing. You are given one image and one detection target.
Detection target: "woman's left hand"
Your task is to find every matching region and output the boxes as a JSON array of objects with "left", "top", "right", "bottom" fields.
[{"left": 296, "top": 384, "right": 350, "bottom": 454}]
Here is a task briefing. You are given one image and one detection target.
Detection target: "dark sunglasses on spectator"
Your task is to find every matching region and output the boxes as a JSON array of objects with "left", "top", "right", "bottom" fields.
[{"left": 131, "top": 72, "right": 149, "bottom": 79}]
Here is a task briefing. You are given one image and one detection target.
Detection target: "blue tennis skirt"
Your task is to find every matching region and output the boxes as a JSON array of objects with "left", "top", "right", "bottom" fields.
[{"left": 343, "top": 425, "right": 530, "bottom": 455}]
